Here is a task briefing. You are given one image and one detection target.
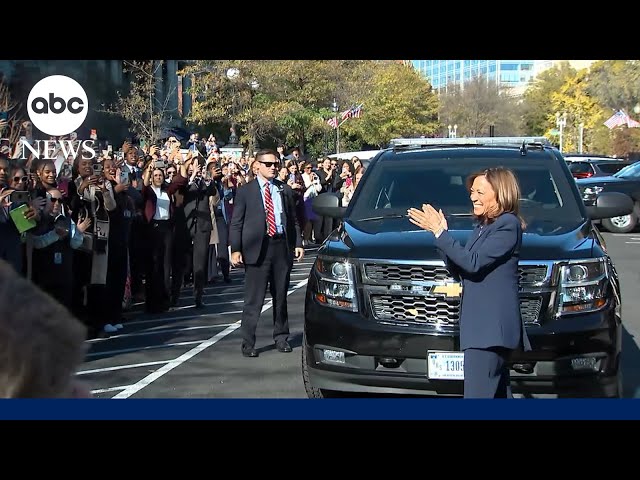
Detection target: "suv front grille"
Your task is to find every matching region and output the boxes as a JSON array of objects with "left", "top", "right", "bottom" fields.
[
  {"left": 518, "top": 265, "right": 548, "bottom": 285},
  {"left": 364, "top": 264, "right": 453, "bottom": 283},
  {"left": 519, "top": 297, "right": 542, "bottom": 324},
  {"left": 365, "top": 263, "right": 548, "bottom": 286},
  {"left": 370, "top": 294, "right": 460, "bottom": 326},
  {"left": 370, "top": 295, "right": 542, "bottom": 326}
]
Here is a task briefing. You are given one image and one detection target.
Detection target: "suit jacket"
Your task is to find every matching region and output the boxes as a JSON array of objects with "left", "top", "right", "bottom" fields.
[
  {"left": 142, "top": 174, "right": 187, "bottom": 223},
  {"left": 229, "top": 178, "right": 302, "bottom": 265},
  {"left": 183, "top": 178, "right": 219, "bottom": 234},
  {"left": 435, "top": 212, "right": 531, "bottom": 352}
]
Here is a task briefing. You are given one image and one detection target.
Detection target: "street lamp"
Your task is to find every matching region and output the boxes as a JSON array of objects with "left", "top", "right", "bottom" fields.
[
  {"left": 332, "top": 98, "right": 339, "bottom": 154},
  {"left": 578, "top": 122, "right": 585, "bottom": 154},
  {"left": 448, "top": 124, "right": 458, "bottom": 138},
  {"left": 226, "top": 68, "right": 240, "bottom": 146},
  {"left": 249, "top": 80, "right": 260, "bottom": 153},
  {"left": 555, "top": 112, "right": 567, "bottom": 153}
]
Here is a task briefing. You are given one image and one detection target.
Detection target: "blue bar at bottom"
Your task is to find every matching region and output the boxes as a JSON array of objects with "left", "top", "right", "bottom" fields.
[{"left": 0, "top": 398, "right": 638, "bottom": 420}]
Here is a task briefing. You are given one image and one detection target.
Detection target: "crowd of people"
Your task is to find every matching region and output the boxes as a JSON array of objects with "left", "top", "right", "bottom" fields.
[{"left": 0, "top": 130, "right": 367, "bottom": 341}]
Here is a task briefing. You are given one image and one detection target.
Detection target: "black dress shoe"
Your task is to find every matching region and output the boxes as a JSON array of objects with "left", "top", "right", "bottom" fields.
[
  {"left": 242, "top": 347, "right": 259, "bottom": 358},
  {"left": 195, "top": 294, "right": 204, "bottom": 309},
  {"left": 275, "top": 340, "right": 292, "bottom": 353}
]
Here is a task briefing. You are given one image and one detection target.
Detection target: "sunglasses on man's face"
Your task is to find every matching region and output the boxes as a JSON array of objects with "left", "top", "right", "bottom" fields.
[
  {"left": 49, "top": 197, "right": 61, "bottom": 203},
  {"left": 258, "top": 161, "right": 280, "bottom": 168}
]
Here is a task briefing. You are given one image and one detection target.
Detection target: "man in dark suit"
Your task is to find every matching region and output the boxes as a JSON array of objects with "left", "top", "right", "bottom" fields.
[
  {"left": 229, "top": 149, "right": 304, "bottom": 358},
  {"left": 176, "top": 161, "right": 223, "bottom": 308}
]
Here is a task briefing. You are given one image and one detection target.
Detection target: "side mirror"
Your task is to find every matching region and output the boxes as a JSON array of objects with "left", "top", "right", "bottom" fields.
[
  {"left": 586, "top": 192, "right": 634, "bottom": 220},
  {"left": 312, "top": 192, "right": 346, "bottom": 219}
]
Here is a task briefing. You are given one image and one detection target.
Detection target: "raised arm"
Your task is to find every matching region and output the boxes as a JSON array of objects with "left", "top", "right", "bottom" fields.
[{"left": 435, "top": 215, "right": 519, "bottom": 274}]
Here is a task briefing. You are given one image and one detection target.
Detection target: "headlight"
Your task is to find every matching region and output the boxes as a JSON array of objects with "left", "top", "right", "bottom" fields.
[
  {"left": 557, "top": 258, "right": 608, "bottom": 314},
  {"left": 582, "top": 185, "right": 603, "bottom": 202},
  {"left": 313, "top": 256, "right": 358, "bottom": 312}
]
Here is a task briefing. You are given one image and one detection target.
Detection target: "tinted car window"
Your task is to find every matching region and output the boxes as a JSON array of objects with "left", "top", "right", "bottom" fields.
[
  {"left": 568, "top": 162, "right": 594, "bottom": 174},
  {"left": 349, "top": 152, "right": 585, "bottom": 235},
  {"left": 597, "top": 162, "right": 627, "bottom": 174},
  {"left": 614, "top": 161, "right": 640, "bottom": 178}
]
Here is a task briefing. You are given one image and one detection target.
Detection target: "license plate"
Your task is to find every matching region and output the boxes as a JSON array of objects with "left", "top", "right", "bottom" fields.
[{"left": 427, "top": 351, "right": 464, "bottom": 380}]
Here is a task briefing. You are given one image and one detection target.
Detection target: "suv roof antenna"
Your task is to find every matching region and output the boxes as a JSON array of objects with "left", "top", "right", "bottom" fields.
[{"left": 520, "top": 141, "right": 527, "bottom": 156}]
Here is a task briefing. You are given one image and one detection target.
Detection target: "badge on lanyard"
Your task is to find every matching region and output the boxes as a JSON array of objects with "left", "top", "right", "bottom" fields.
[
  {"left": 96, "top": 219, "right": 110, "bottom": 239},
  {"left": 54, "top": 252, "right": 63, "bottom": 265}
]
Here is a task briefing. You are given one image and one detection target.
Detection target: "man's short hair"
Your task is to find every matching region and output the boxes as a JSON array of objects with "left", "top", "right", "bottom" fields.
[{"left": 0, "top": 259, "right": 87, "bottom": 397}]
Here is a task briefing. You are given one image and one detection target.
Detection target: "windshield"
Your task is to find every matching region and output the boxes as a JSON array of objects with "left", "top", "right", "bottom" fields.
[
  {"left": 348, "top": 151, "right": 586, "bottom": 235},
  {"left": 614, "top": 161, "right": 640, "bottom": 178}
]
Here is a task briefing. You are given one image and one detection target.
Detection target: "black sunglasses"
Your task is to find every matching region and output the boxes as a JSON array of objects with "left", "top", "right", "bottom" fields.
[
  {"left": 49, "top": 197, "right": 61, "bottom": 203},
  {"left": 13, "top": 176, "right": 28, "bottom": 183},
  {"left": 258, "top": 160, "right": 280, "bottom": 167}
]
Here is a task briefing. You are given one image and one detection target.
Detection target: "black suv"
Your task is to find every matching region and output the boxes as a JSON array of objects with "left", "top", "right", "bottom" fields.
[
  {"left": 576, "top": 161, "right": 640, "bottom": 233},
  {"left": 303, "top": 137, "right": 632, "bottom": 398}
]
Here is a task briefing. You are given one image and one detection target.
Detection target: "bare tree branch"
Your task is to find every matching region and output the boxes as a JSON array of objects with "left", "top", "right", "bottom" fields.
[{"left": 97, "top": 60, "right": 178, "bottom": 146}]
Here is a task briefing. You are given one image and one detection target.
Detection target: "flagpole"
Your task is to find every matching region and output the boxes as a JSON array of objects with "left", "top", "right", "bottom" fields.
[{"left": 332, "top": 98, "right": 340, "bottom": 154}]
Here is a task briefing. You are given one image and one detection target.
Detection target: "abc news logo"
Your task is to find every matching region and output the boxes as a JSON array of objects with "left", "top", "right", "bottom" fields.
[
  {"left": 30, "top": 93, "right": 85, "bottom": 115},
  {"left": 24, "top": 75, "right": 95, "bottom": 159}
]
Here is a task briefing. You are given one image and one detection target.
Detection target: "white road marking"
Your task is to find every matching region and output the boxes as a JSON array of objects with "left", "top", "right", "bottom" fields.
[
  {"left": 625, "top": 241, "right": 640, "bottom": 244},
  {"left": 91, "top": 385, "right": 130, "bottom": 394},
  {"left": 86, "top": 323, "right": 236, "bottom": 343},
  {"left": 180, "top": 292, "right": 244, "bottom": 299},
  {"left": 123, "top": 310, "right": 243, "bottom": 327},
  {"left": 111, "top": 278, "right": 309, "bottom": 399},
  {"left": 78, "top": 360, "right": 170, "bottom": 375},
  {"left": 86, "top": 340, "right": 205, "bottom": 358}
]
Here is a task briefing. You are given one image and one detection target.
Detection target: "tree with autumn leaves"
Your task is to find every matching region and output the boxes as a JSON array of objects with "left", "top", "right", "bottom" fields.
[{"left": 181, "top": 60, "right": 440, "bottom": 155}]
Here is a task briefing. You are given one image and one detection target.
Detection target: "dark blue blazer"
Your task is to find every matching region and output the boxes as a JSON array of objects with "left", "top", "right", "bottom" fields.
[
  {"left": 435, "top": 212, "right": 531, "bottom": 352},
  {"left": 229, "top": 178, "right": 303, "bottom": 265}
]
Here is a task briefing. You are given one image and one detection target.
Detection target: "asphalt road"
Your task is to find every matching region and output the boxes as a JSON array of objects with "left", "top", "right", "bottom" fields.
[
  {"left": 81, "top": 247, "right": 317, "bottom": 398},
  {"left": 79, "top": 232, "right": 640, "bottom": 399}
]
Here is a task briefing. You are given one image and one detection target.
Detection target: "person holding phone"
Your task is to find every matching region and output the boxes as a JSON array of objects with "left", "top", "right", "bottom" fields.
[
  {"left": 68, "top": 154, "right": 118, "bottom": 337},
  {"left": 0, "top": 170, "right": 40, "bottom": 275},
  {"left": 29, "top": 188, "right": 92, "bottom": 310},
  {"left": 171, "top": 158, "right": 223, "bottom": 308},
  {"left": 141, "top": 157, "right": 188, "bottom": 313}
]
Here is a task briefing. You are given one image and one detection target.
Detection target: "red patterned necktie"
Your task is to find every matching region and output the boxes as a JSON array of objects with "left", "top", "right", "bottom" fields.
[{"left": 264, "top": 182, "right": 276, "bottom": 237}]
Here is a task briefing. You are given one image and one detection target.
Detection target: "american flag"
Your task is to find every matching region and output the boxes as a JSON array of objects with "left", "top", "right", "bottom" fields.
[
  {"left": 340, "top": 104, "right": 364, "bottom": 121},
  {"left": 327, "top": 117, "right": 338, "bottom": 129},
  {"left": 604, "top": 110, "right": 629, "bottom": 129},
  {"left": 627, "top": 116, "right": 640, "bottom": 128}
]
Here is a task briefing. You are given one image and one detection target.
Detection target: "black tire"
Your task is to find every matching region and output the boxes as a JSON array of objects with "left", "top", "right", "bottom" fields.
[
  {"left": 601, "top": 200, "right": 639, "bottom": 233},
  {"left": 301, "top": 335, "right": 342, "bottom": 398}
]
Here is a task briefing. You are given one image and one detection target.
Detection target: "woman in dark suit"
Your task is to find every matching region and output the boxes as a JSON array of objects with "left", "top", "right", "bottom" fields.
[
  {"left": 407, "top": 167, "right": 531, "bottom": 398},
  {"left": 141, "top": 161, "right": 187, "bottom": 313}
]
